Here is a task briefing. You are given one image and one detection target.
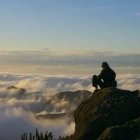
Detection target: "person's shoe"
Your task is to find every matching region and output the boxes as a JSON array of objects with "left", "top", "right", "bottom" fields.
[{"left": 94, "top": 89, "right": 99, "bottom": 93}]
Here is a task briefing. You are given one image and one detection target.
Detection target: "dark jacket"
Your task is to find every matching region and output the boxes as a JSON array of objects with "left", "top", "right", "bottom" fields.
[{"left": 98, "top": 68, "right": 116, "bottom": 86}]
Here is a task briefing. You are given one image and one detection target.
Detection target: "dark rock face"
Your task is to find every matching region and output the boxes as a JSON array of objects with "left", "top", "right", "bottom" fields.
[
  {"left": 98, "top": 117, "right": 140, "bottom": 140},
  {"left": 72, "top": 88, "right": 140, "bottom": 140}
]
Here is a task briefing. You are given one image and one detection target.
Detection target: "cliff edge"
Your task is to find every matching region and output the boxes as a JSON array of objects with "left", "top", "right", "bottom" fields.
[{"left": 72, "top": 88, "right": 140, "bottom": 140}]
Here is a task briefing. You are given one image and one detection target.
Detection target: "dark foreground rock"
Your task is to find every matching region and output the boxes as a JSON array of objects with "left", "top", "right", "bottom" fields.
[
  {"left": 98, "top": 117, "right": 140, "bottom": 140},
  {"left": 72, "top": 88, "right": 140, "bottom": 140}
]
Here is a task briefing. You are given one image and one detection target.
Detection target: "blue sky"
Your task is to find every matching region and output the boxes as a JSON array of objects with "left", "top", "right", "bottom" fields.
[
  {"left": 0, "top": 0, "right": 140, "bottom": 74},
  {"left": 0, "top": 0, "right": 140, "bottom": 53}
]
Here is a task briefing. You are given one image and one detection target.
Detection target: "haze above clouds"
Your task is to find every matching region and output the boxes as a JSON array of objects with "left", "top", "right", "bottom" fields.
[{"left": 0, "top": 50, "right": 139, "bottom": 75}]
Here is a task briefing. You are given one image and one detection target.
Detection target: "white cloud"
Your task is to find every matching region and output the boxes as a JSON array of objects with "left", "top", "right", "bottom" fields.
[
  {"left": 0, "top": 73, "right": 139, "bottom": 139},
  {"left": 117, "top": 74, "right": 140, "bottom": 90},
  {"left": 0, "top": 107, "right": 74, "bottom": 140}
]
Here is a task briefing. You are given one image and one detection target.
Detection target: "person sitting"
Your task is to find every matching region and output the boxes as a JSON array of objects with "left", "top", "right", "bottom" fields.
[{"left": 92, "top": 62, "right": 117, "bottom": 89}]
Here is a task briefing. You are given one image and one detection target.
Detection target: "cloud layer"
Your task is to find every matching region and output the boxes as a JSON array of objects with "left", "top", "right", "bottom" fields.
[{"left": 0, "top": 73, "right": 139, "bottom": 140}]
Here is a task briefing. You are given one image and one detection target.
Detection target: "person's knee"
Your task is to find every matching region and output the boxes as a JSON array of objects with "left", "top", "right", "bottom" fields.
[{"left": 92, "top": 75, "right": 98, "bottom": 80}]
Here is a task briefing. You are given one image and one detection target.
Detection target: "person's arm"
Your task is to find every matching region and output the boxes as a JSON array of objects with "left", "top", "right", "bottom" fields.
[{"left": 98, "top": 70, "right": 104, "bottom": 80}]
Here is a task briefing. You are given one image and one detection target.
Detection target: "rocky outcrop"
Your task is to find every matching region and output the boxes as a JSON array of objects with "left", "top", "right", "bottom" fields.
[
  {"left": 7, "top": 86, "right": 26, "bottom": 94},
  {"left": 98, "top": 117, "right": 140, "bottom": 140},
  {"left": 72, "top": 88, "right": 140, "bottom": 140}
]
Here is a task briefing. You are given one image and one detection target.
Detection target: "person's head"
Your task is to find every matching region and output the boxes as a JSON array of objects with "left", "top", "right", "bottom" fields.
[{"left": 102, "top": 62, "right": 110, "bottom": 69}]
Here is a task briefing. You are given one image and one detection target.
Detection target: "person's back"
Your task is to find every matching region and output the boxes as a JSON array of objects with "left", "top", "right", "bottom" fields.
[
  {"left": 92, "top": 62, "right": 117, "bottom": 89},
  {"left": 98, "top": 67, "right": 116, "bottom": 86}
]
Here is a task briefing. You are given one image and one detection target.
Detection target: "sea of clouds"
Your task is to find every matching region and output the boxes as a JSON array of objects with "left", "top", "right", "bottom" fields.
[{"left": 0, "top": 73, "right": 139, "bottom": 140}]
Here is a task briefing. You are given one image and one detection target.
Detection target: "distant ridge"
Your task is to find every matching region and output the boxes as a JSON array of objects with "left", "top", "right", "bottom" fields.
[{"left": 7, "top": 86, "right": 26, "bottom": 94}]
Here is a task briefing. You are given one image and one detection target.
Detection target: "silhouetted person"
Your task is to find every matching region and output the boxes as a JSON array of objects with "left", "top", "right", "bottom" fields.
[{"left": 92, "top": 62, "right": 117, "bottom": 89}]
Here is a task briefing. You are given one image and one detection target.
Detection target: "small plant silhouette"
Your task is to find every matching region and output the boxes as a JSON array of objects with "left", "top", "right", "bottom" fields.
[{"left": 21, "top": 129, "right": 53, "bottom": 140}]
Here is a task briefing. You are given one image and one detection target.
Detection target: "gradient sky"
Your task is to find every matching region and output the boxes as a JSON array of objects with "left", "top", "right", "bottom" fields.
[
  {"left": 0, "top": 0, "right": 140, "bottom": 52},
  {"left": 0, "top": 0, "right": 140, "bottom": 75}
]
